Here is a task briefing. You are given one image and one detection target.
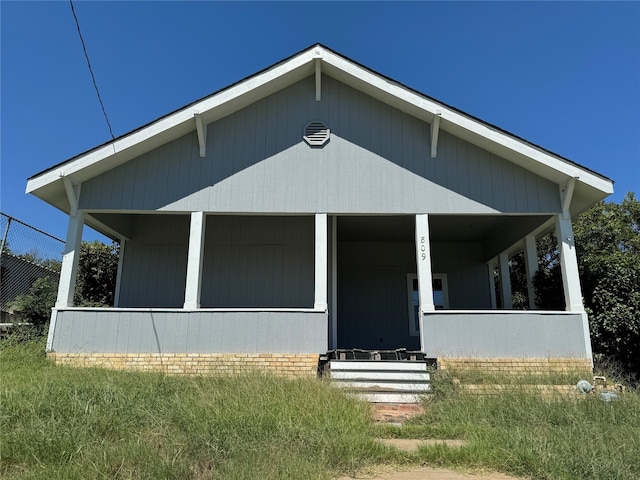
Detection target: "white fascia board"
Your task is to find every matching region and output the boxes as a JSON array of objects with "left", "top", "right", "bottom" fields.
[
  {"left": 320, "top": 50, "right": 613, "bottom": 195},
  {"left": 26, "top": 49, "right": 317, "bottom": 195}
]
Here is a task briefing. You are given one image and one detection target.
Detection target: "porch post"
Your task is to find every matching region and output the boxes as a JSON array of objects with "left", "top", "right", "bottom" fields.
[
  {"left": 498, "top": 252, "right": 512, "bottom": 309},
  {"left": 113, "top": 239, "right": 125, "bottom": 307},
  {"left": 416, "top": 214, "right": 434, "bottom": 352},
  {"left": 184, "top": 212, "right": 206, "bottom": 309},
  {"left": 555, "top": 214, "right": 585, "bottom": 312},
  {"left": 314, "top": 213, "right": 328, "bottom": 311},
  {"left": 523, "top": 235, "right": 539, "bottom": 309},
  {"left": 56, "top": 210, "right": 85, "bottom": 308},
  {"left": 415, "top": 214, "right": 435, "bottom": 314},
  {"left": 487, "top": 262, "right": 497, "bottom": 309}
]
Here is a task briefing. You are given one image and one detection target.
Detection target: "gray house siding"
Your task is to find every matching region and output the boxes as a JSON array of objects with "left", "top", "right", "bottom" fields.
[
  {"left": 79, "top": 76, "right": 561, "bottom": 215},
  {"left": 422, "top": 312, "right": 589, "bottom": 358},
  {"left": 51, "top": 310, "right": 328, "bottom": 354},
  {"left": 431, "top": 242, "right": 491, "bottom": 309},
  {"left": 200, "top": 216, "right": 314, "bottom": 308},
  {"left": 118, "top": 215, "right": 189, "bottom": 308}
]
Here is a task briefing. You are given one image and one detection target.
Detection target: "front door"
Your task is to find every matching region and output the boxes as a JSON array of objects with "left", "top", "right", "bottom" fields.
[{"left": 407, "top": 273, "right": 449, "bottom": 336}]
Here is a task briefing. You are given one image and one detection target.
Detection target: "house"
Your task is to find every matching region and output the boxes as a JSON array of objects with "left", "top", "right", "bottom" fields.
[{"left": 26, "top": 44, "right": 613, "bottom": 376}]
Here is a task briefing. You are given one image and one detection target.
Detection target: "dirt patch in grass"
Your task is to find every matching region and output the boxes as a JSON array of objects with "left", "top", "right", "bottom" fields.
[{"left": 337, "top": 466, "right": 522, "bottom": 480}]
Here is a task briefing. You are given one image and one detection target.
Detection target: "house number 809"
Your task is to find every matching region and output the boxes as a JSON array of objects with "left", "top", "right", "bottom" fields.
[{"left": 420, "top": 236, "right": 426, "bottom": 260}]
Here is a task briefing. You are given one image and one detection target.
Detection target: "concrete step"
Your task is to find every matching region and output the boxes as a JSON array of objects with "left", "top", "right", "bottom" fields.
[{"left": 328, "top": 360, "right": 431, "bottom": 403}]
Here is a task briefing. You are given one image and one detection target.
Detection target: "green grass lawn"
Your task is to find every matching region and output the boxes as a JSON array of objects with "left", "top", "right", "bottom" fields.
[{"left": 2, "top": 335, "right": 639, "bottom": 480}]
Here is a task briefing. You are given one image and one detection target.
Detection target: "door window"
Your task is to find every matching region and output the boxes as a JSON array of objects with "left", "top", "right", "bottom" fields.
[{"left": 407, "top": 273, "right": 449, "bottom": 336}]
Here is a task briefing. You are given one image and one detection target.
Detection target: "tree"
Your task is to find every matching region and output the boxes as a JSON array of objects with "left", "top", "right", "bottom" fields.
[
  {"left": 13, "top": 276, "right": 58, "bottom": 326},
  {"left": 74, "top": 241, "right": 120, "bottom": 307},
  {"left": 535, "top": 193, "right": 640, "bottom": 380},
  {"left": 10, "top": 240, "right": 119, "bottom": 329}
]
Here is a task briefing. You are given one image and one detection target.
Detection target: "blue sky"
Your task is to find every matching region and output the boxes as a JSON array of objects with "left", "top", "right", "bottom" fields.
[{"left": 2, "top": 1, "right": 639, "bottom": 242}]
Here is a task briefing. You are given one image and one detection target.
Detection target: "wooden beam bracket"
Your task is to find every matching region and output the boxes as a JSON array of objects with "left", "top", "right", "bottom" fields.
[
  {"left": 61, "top": 173, "right": 81, "bottom": 216},
  {"left": 194, "top": 112, "right": 207, "bottom": 158},
  {"left": 430, "top": 111, "right": 441, "bottom": 158},
  {"left": 560, "top": 177, "right": 577, "bottom": 219}
]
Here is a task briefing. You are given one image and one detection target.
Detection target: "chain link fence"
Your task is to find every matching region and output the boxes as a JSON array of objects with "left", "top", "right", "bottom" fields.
[{"left": 0, "top": 212, "right": 64, "bottom": 323}]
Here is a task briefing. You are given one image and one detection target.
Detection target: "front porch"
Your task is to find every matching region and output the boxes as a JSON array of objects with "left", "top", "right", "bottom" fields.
[{"left": 47, "top": 209, "right": 592, "bottom": 374}]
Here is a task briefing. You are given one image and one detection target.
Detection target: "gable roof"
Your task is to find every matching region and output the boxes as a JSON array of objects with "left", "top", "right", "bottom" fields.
[{"left": 26, "top": 43, "right": 613, "bottom": 221}]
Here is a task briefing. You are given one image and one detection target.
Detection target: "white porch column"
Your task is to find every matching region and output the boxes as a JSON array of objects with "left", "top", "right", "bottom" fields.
[
  {"left": 56, "top": 210, "right": 85, "bottom": 308},
  {"left": 498, "top": 252, "right": 512, "bottom": 309},
  {"left": 555, "top": 214, "right": 585, "bottom": 312},
  {"left": 487, "top": 262, "right": 497, "bottom": 309},
  {"left": 523, "top": 235, "right": 539, "bottom": 309},
  {"left": 415, "top": 214, "right": 435, "bottom": 313},
  {"left": 113, "top": 239, "right": 126, "bottom": 307},
  {"left": 184, "top": 212, "right": 206, "bottom": 309},
  {"left": 314, "top": 213, "right": 328, "bottom": 311}
]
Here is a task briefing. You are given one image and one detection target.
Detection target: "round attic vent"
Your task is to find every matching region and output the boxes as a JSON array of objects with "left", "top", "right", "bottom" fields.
[{"left": 303, "top": 121, "right": 330, "bottom": 147}]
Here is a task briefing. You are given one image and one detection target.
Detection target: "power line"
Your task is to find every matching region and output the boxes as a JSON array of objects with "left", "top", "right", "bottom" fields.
[{"left": 69, "top": 0, "right": 115, "bottom": 140}]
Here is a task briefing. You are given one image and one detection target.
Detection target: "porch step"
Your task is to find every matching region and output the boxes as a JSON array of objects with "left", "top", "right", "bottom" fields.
[{"left": 328, "top": 360, "right": 431, "bottom": 404}]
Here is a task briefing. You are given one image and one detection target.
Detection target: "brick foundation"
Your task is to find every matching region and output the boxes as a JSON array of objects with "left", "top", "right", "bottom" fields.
[
  {"left": 48, "top": 352, "right": 320, "bottom": 377},
  {"left": 438, "top": 357, "right": 592, "bottom": 374}
]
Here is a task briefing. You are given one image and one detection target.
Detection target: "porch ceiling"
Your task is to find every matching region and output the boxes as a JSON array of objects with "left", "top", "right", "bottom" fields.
[{"left": 337, "top": 214, "right": 551, "bottom": 260}]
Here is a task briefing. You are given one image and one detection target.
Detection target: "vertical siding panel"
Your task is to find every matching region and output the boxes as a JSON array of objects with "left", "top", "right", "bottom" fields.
[
  {"left": 242, "top": 105, "right": 257, "bottom": 212},
  {"left": 537, "top": 175, "right": 553, "bottom": 212},
  {"left": 478, "top": 150, "right": 494, "bottom": 208},
  {"left": 389, "top": 108, "right": 403, "bottom": 213},
  {"left": 501, "top": 159, "right": 516, "bottom": 212},
  {"left": 359, "top": 94, "right": 372, "bottom": 213},
  {"left": 318, "top": 77, "right": 332, "bottom": 213},
  {"left": 119, "top": 158, "right": 137, "bottom": 209},
  {"left": 336, "top": 82, "right": 349, "bottom": 212},
  {"left": 402, "top": 114, "right": 416, "bottom": 212},
  {"left": 492, "top": 154, "right": 506, "bottom": 211},
  {"left": 286, "top": 82, "right": 300, "bottom": 213},
  {"left": 153, "top": 143, "right": 171, "bottom": 210},
  {"left": 97, "top": 169, "right": 114, "bottom": 209},
  {"left": 200, "top": 125, "right": 215, "bottom": 211},
  {"left": 524, "top": 171, "right": 539, "bottom": 212},
  {"left": 188, "top": 132, "right": 204, "bottom": 212},
  {"left": 109, "top": 166, "right": 126, "bottom": 210},
  {"left": 274, "top": 90, "right": 289, "bottom": 213},
  {"left": 230, "top": 107, "right": 246, "bottom": 211},
  {"left": 164, "top": 143, "right": 180, "bottom": 208},
  {"left": 142, "top": 150, "right": 160, "bottom": 210},
  {"left": 467, "top": 145, "right": 481, "bottom": 208},
  {"left": 456, "top": 138, "right": 471, "bottom": 200},
  {"left": 368, "top": 99, "right": 382, "bottom": 213},
  {"left": 424, "top": 122, "right": 437, "bottom": 187},
  {"left": 512, "top": 165, "right": 527, "bottom": 211},
  {"left": 263, "top": 95, "right": 278, "bottom": 212},
  {"left": 445, "top": 133, "right": 458, "bottom": 201},
  {"left": 348, "top": 88, "right": 361, "bottom": 212},
  {"left": 252, "top": 100, "right": 268, "bottom": 212},
  {"left": 174, "top": 137, "right": 191, "bottom": 208}
]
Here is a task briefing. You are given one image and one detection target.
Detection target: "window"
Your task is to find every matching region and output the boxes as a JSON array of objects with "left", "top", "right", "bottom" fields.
[{"left": 407, "top": 273, "right": 449, "bottom": 336}]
